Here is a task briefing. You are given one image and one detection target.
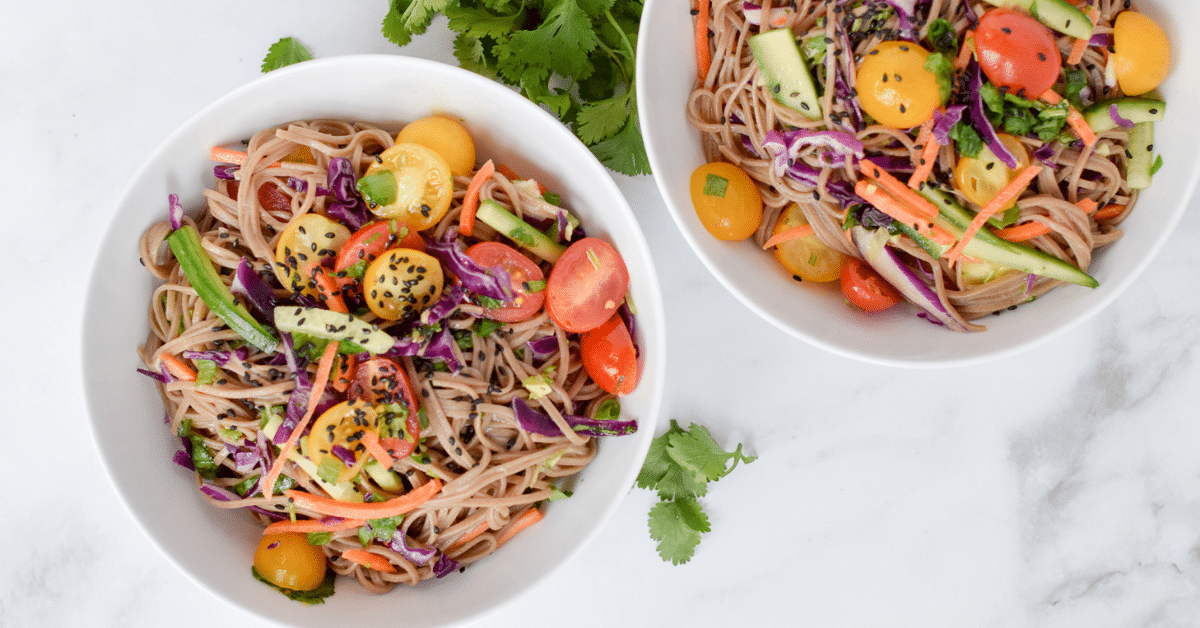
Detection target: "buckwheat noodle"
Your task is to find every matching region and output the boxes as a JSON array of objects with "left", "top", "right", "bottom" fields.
[
  {"left": 689, "top": 0, "right": 1140, "bottom": 328},
  {"left": 139, "top": 120, "right": 619, "bottom": 592}
]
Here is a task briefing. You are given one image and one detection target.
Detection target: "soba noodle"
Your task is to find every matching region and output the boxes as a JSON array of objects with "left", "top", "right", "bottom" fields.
[
  {"left": 139, "top": 119, "right": 630, "bottom": 594},
  {"left": 689, "top": 0, "right": 1145, "bottom": 328}
]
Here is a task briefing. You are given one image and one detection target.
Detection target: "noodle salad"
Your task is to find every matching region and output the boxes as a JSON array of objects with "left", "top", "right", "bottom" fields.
[
  {"left": 137, "top": 116, "right": 641, "bottom": 602},
  {"left": 688, "top": 0, "right": 1171, "bottom": 331}
]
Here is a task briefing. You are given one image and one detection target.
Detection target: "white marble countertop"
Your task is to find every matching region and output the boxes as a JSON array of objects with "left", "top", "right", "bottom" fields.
[{"left": 5, "top": 2, "right": 1200, "bottom": 627}]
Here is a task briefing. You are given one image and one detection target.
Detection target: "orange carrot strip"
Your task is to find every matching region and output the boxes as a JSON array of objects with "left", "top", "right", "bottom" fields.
[
  {"left": 448, "top": 519, "right": 491, "bottom": 551},
  {"left": 1093, "top": 203, "right": 1127, "bottom": 220},
  {"left": 955, "top": 31, "right": 975, "bottom": 69},
  {"left": 1067, "top": 8, "right": 1101, "bottom": 65},
  {"left": 858, "top": 158, "right": 940, "bottom": 219},
  {"left": 1040, "top": 89, "right": 1096, "bottom": 147},
  {"left": 907, "top": 137, "right": 943, "bottom": 188},
  {"left": 914, "top": 118, "right": 935, "bottom": 148},
  {"left": 160, "top": 354, "right": 197, "bottom": 382},
  {"left": 496, "top": 508, "right": 544, "bottom": 547},
  {"left": 946, "top": 164, "right": 1044, "bottom": 261},
  {"left": 459, "top": 159, "right": 495, "bottom": 237},
  {"left": 339, "top": 548, "right": 398, "bottom": 574},
  {"left": 854, "top": 180, "right": 936, "bottom": 234},
  {"left": 261, "top": 340, "right": 340, "bottom": 497},
  {"left": 209, "top": 146, "right": 282, "bottom": 168},
  {"left": 360, "top": 430, "right": 395, "bottom": 470},
  {"left": 761, "top": 224, "right": 816, "bottom": 250},
  {"left": 310, "top": 268, "right": 348, "bottom": 313},
  {"left": 330, "top": 353, "right": 356, "bottom": 394},
  {"left": 264, "top": 517, "right": 366, "bottom": 535},
  {"left": 1075, "top": 198, "right": 1098, "bottom": 214},
  {"left": 695, "top": 0, "right": 712, "bottom": 81},
  {"left": 994, "top": 221, "right": 1052, "bottom": 242},
  {"left": 285, "top": 478, "right": 443, "bottom": 520}
]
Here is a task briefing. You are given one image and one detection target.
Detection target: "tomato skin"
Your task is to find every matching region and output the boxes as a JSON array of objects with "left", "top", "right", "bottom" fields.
[
  {"left": 856, "top": 41, "right": 942, "bottom": 128},
  {"left": 349, "top": 357, "right": 422, "bottom": 458},
  {"left": 274, "top": 213, "right": 351, "bottom": 297},
  {"left": 769, "top": 203, "right": 846, "bottom": 282},
  {"left": 396, "top": 116, "right": 476, "bottom": 177},
  {"left": 334, "top": 221, "right": 424, "bottom": 272},
  {"left": 580, "top": 314, "right": 639, "bottom": 396},
  {"left": 688, "top": 162, "right": 763, "bottom": 240},
  {"left": 952, "top": 133, "right": 1031, "bottom": 208},
  {"left": 362, "top": 248, "right": 444, "bottom": 321},
  {"left": 840, "top": 258, "right": 902, "bottom": 313},
  {"left": 1112, "top": 11, "right": 1170, "bottom": 96},
  {"left": 466, "top": 241, "right": 546, "bottom": 322},
  {"left": 253, "top": 533, "right": 328, "bottom": 591},
  {"left": 365, "top": 142, "right": 454, "bottom": 231},
  {"left": 974, "top": 9, "right": 1061, "bottom": 98},
  {"left": 545, "top": 237, "right": 630, "bottom": 333}
]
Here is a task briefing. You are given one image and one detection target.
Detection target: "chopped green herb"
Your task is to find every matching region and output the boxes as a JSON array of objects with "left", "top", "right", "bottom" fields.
[
  {"left": 703, "top": 173, "right": 730, "bottom": 198},
  {"left": 316, "top": 455, "right": 342, "bottom": 485},
  {"left": 595, "top": 397, "right": 621, "bottom": 421},
  {"left": 356, "top": 170, "right": 398, "bottom": 206},
  {"left": 194, "top": 359, "right": 218, "bottom": 386},
  {"left": 251, "top": 566, "right": 335, "bottom": 604},
  {"left": 261, "top": 37, "right": 313, "bottom": 73},
  {"left": 307, "top": 531, "right": 333, "bottom": 546}
]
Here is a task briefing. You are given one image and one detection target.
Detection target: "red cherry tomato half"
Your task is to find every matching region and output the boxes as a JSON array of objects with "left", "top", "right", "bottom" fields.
[
  {"left": 840, "top": 258, "right": 902, "bottom": 313},
  {"left": 334, "top": 220, "right": 424, "bottom": 272},
  {"left": 580, "top": 314, "right": 639, "bottom": 396},
  {"left": 974, "top": 9, "right": 1062, "bottom": 98},
  {"left": 465, "top": 241, "right": 546, "bottom": 323},
  {"left": 228, "top": 180, "right": 293, "bottom": 214},
  {"left": 349, "top": 356, "right": 422, "bottom": 458},
  {"left": 545, "top": 237, "right": 630, "bottom": 333}
]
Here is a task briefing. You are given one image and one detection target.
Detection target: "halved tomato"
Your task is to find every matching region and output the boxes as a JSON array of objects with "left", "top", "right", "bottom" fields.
[
  {"left": 334, "top": 220, "right": 425, "bottom": 272},
  {"left": 465, "top": 241, "right": 546, "bottom": 322},
  {"left": 580, "top": 313, "right": 638, "bottom": 395},
  {"left": 545, "top": 237, "right": 630, "bottom": 333}
]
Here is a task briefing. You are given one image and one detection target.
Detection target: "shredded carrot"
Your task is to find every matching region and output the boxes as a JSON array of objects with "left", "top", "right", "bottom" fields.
[
  {"left": 310, "top": 268, "right": 348, "bottom": 313},
  {"left": 914, "top": 118, "right": 935, "bottom": 148},
  {"left": 854, "top": 180, "right": 936, "bottom": 235},
  {"left": 459, "top": 159, "right": 495, "bottom": 237},
  {"left": 1040, "top": 89, "right": 1096, "bottom": 147},
  {"left": 448, "top": 519, "right": 491, "bottom": 551},
  {"left": 209, "top": 146, "right": 283, "bottom": 168},
  {"left": 955, "top": 31, "right": 975, "bottom": 69},
  {"left": 160, "top": 354, "right": 197, "bottom": 382},
  {"left": 1075, "top": 198, "right": 1099, "bottom": 214},
  {"left": 1067, "top": 7, "right": 1101, "bottom": 65},
  {"left": 339, "top": 548, "right": 398, "bottom": 574},
  {"left": 285, "top": 478, "right": 443, "bottom": 520},
  {"left": 695, "top": 0, "right": 712, "bottom": 81},
  {"left": 858, "top": 158, "right": 940, "bottom": 220},
  {"left": 496, "top": 508, "right": 544, "bottom": 547},
  {"left": 994, "top": 221, "right": 1052, "bottom": 242},
  {"left": 1094, "top": 203, "right": 1127, "bottom": 220},
  {"left": 360, "top": 430, "right": 395, "bottom": 470},
  {"left": 761, "top": 224, "right": 816, "bottom": 249},
  {"left": 264, "top": 517, "right": 366, "bottom": 535},
  {"left": 330, "top": 353, "right": 356, "bottom": 393},
  {"left": 907, "top": 137, "right": 943, "bottom": 188},
  {"left": 261, "top": 340, "right": 340, "bottom": 497},
  {"left": 946, "top": 164, "right": 1044, "bottom": 261}
]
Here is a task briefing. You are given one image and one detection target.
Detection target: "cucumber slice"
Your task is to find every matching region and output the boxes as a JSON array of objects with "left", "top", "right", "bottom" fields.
[
  {"left": 1082, "top": 98, "right": 1166, "bottom": 133},
  {"left": 749, "top": 28, "right": 823, "bottom": 121},
  {"left": 980, "top": 0, "right": 1093, "bottom": 39},
  {"left": 917, "top": 185, "right": 1099, "bottom": 287},
  {"left": 475, "top": 199, "right": 567, "bottom": 262},
  {"left": 167, "top": 225, "right": 279, "bottom": 352},
  {"left": 1126, "top": 121, "right": 1155, "bottom": 190},
  {"left": 273, "top": 306, "right": 395, "bottom": 354}
]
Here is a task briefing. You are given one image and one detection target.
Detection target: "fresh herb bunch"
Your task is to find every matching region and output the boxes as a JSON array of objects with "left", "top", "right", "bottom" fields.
[
  {"left": 381, "top": 0, "right": 650, "bottom": 176},
  {"left": 636, "top": 420, "right": 756, "bottom": 565}
]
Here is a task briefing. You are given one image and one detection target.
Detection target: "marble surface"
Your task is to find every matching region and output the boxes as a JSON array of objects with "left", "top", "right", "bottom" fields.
[{"left": 4, "top": 2, "right": 1200, "bottom": 627}]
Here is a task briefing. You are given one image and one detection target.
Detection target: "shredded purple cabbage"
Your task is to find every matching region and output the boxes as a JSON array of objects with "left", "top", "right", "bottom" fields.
[
  {"left": 966, "top": 60, "right": 1019, "bottom": 168},
  {"left": 230, "top": 258, "right": 278, "bottom": 325},
  {"left": 764, "top": 129, "right": 865, "bottom": 178},
  {"left": 173, "top": 448, "right": 194, "bottom": 470},
  {"left": 1108, "top": 104, "right": 1135, "bottom": 128},
  {"left": 931, "top": 105, "right": 966, "bottom": 145},
  {"left": 617, "top": 302, "right": 640, "bottom": 358},
  {"left": 422, "top": 282, "right": 466, "bottom": 326},
  {"left": 137, "top": 367, "right": 170, "bottom": 383},
  {"left": 181, "top": 347, "right": 249, "bottom": 366},
  {"left": 1032, "top": 142, "right": 1058, "bottom": 166},
  {"left": 389, "top": 533, "right": 438, "bottom": 564},
  {"left": 213, "top": 165, "right": 239, "bottom": 180},
  {"left": 849, "top": 226, "right": 970, "bottom": 332},
  {"left": 425, "top": 229, "right": 513, "bottom": 301},
  {"left": 286, "top": 176, "right": 308, "bottom": 192},
  {"left": 168, "top": 194, "right": 184, "bottom": 230},
  {"left": 330, "top": 445, "right": 357, "bottom": 467},
  {"left": 421, "top": 325, "right": 461, "bottom": 372},
  {"left": 1089, "top": 33, "right": 1112, "bottom": 48},
  {"left": 433, "top": 553, "right": 461, "bottom": 578},
  {"left": 527, "top": 335, "right": 560, "bottom": 361},
  {"left": 324, "top": 157, "right": 369, "bottom": 230},
  {"left": 511, "top": 397, "right": 637, "bottom": 438}
]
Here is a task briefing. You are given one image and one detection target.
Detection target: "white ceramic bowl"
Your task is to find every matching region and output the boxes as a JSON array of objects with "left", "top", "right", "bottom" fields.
[
  {"left": 83, "top": 55, "right": 664, "bottom": 628},
  {"left": 637, "top": 0, "right": 1199, "bottom": 368}
]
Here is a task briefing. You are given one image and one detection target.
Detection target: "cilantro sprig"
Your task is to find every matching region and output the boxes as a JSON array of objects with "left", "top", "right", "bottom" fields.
[
  {"left": 261, "top": 37, "right": 313, "bottom": 73},
  {"left": 636, "top": 420, "right": 756, "bottom": 565},
  {"left": 381, "top": 0, "right": 650, "bottom": 176}
]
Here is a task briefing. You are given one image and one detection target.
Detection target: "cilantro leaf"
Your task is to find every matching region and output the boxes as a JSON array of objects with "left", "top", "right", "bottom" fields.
[
  {"left": 666, "top": 423, "right": 757, "bottom": 483},
  {"left": 648, "top": 497, "right": 710, "bottom": 565},
  {"left": 507, "top": 0, "right": 600, "bottom": 78},
  {"left": 383, "top": 0, "right": 450, "bottom": 47},
  {"left": 252, "top": 566, "right": 335, "bottom": 604},
  {"left": 575, "top": 93, "right": 631, "bottom": 144},
  {"left": 635, "top": 419, "right": 685, "bottom": 490},
  {"left": 589, "top": 109, "right": 651, "bottom": 175},
  {"left": 261, "top": 37, "right": 313, "bottom": 73},
  {"left": 444, "top": 3, "right": 524, "bottom": 39}
]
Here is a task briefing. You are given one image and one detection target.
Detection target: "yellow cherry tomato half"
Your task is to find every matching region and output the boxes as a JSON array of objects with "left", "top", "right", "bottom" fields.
[
  {"left": 362, "top": 247, "right": 444, "bottom": 321},
  {"left": 274, "top": 213, "right": 351, "bottom": 296},
  {"left": 396, "top": 116, "right": 476, "bottom": 177},
  {"left": 856, "top": 41, "right": 942, "bottom": 129},
  {"left": 689, "top": 161, "right": 762, "bottom": 240},
  {"left": 769, "top": 203, "right": 845, "bottom": 282},
  {"left": 365, "top": 142, "right": 454, "bottom": 231},
  {"left": 952, "top": 134, "right": 1031, "bottom": 208},
  {"left": 1112, "top": 11, "right": 1171, "bottom": 96},
  {"left": 253, "top": 533, "right": 328, "bottom": 591}
]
